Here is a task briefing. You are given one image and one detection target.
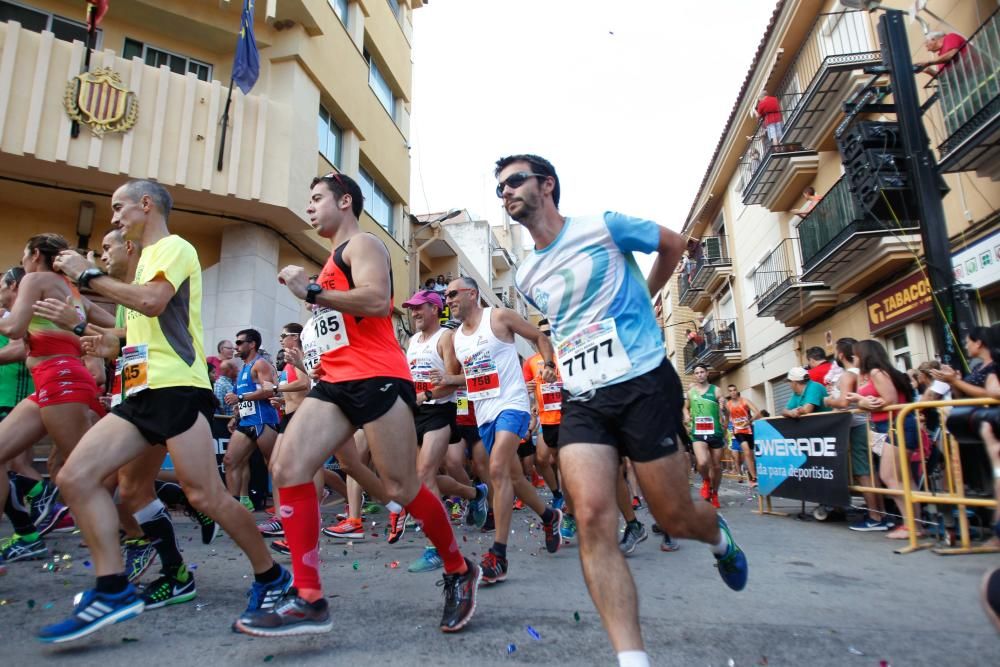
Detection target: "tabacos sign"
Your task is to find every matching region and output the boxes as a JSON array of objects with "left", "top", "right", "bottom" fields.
[{"left": 866, "top": 272, "right": 932, "bottom": 335}]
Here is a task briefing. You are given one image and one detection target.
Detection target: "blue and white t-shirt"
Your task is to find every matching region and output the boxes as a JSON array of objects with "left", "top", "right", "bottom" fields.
[{"left": 515, "top": 212, "right": 665, "bottom": 392}]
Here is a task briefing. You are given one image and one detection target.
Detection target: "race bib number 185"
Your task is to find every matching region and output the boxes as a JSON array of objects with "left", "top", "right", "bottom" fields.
[{"left": 301, "top": 307, "right": 349, "bottom": 371}]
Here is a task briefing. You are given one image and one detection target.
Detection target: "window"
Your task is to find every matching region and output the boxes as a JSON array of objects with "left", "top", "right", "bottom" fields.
[
  {"left": 889, "top": 330, "right": 912, "bottom": 371},
  {"left": 317, "top": 105, "right": 342, "bottom": 168},
  {"left": 123, "top": 38, "right": 212, "bottom": 82},
  {"left": 0, "top": 0, "right": 100, "bottom": 47},
  {"left": 386, "top": 0, "right": 401, "bottom": 19},
  {"left": 358, "top": 168, "right": 393, "bottom": 235},
  {"left": 364, "top": 50, "right": 395, "bottom": 117},
  {"left": 327, "top": 0, "right": 348, "bottom": 26}
]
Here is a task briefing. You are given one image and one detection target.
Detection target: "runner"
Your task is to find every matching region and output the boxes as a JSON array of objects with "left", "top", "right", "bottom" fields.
[
  {"left": 723, "top": 385, "right": 760, "bottom": 488},
  {"left": 39, "top": 180, "right": 290, "bottom": 643},
  {"left": 402, "top": 289, "right": 488, "bottom": 572},
  {"left": 685, "top": 364, "right": 726, "bottom": 508},
  {"left": 447, "top": 276, "right": 563, "bottom": 585},
  {"left": 454, "top": 389, "right": 495, "bottom": 532},
  {"left": 235, "top": 172, "right": 479, "bottom": 636},
  {"left": 0, "top": 234, "right": 110, "bottom": 565},
  {"left": 223, "top": 328, "right": 280, "bottom": 511},
  {"left": 498, "top": 153, "right": 747, "bottom": 667}
]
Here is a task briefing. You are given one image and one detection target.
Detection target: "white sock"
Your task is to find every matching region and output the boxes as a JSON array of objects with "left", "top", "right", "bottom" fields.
[
  {"left": 709, "top": 530, "right": 729, "bottom": 556},
  {"left": 386, "top": 501, "right": 403, "bottom": 513},
  {"left": 617, "top": 650, "right": 650, "bottom": 667}
]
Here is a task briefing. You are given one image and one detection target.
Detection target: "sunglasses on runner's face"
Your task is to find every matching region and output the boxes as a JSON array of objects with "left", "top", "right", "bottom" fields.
[
  {"left": 445, "top": 288, "right": 474, "bottom": 299},
  {"left": 235, "top": 339, "right": 248, "bottom": 346},
  {"left": 495, "top": 172, "right": 547, "bottom": 198},
  {"left": 279, "top": 332, "right": 299, "bottom": 339}
]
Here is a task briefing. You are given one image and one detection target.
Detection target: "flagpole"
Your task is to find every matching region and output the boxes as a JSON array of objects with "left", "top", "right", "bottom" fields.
[
  {"left": 71, "top": 4, "right": 99, "bottom": 139},
  {"left": 217, "top": 78, "right": 235, "bottom": 172}
]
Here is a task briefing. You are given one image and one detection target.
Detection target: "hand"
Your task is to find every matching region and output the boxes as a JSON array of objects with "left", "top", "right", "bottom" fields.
[
  {"left": 269, "top": 396, "right": 284, "bottom": 410},
  {"left": 261, "top": 380, "right": 276, "bottom": 394},
  {"left": 227, "top": 418, "right": 237, "bottom": 434},
  {"left": 284, "top": 346, "right": 305, "bottom": 370},
  {"left": 427, "top": 369, "right": 445, "bottom": 385},
  {"left": 415, "top": 392, "right": 426, "bottom": 406},
  {"left": 224, "top": 392, "right": 238, "bottom": 406},
  {"left": 98, "top": 394, "right": 112, "bottom": 410},
  {"left": 33, "top": 296, "right": 84, "bottom": 330},
  {"left": 278, "top": 265, "right": 310, "bottom": 300},
  {"left": 857, "top": 395, "right": 885, "bottom": 411},
  {"left": 930, "top": 366, "right": 960, "bottom": 384},
  {"left": 53, "top": 250, "right": 95, "bottom": 281},
  {"left": 80, "top": 326, "right": 120, "bottom": 359},
  {"left": 309, "top": 364, "right": 323, "bottom": 382},
  {"left": 540, "top": 366, "right": 557, "bottom": 384}
]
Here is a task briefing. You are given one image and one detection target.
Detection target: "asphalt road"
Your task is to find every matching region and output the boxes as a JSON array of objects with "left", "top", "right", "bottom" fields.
[{"left": 1, "top": 480, "right": 997, "bottom": 666}]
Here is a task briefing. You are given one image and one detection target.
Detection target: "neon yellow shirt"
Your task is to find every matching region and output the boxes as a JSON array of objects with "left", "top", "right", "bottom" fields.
[{"left": 125, "top": 235, "right": 211, "bottom": 390}]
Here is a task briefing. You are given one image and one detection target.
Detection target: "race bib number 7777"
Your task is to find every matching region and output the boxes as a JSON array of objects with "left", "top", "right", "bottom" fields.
[{"left": 556, "top": 318, "right": 632, "bottom": 395}]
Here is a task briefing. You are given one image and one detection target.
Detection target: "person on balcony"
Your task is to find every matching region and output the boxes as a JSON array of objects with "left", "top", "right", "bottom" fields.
[
  {"left": 755, "top": 92, "right": 784, "bottom": 152},
  {"left": 791, "top": 187, "right": 823, "bottom": 219},
  {"left": 915, "top": 31, "right": 967, "bottom": 77}
]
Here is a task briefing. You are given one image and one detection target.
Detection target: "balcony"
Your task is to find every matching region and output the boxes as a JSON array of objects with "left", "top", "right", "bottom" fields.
[
  {"left": 689, "top": 236, "right": 733, "bottom": 293},
  {"left": 751, "top": 239, "right": 837, "bottom": 327},
  {"left": 678, "top": 268, "right": 704, "bottom": 309},
  {"left": 683, "top": 318, "right": 741, "bottom": 375},
  {"left": 774, "top": 10, "right": 881, "bottom": 151},
  {"left": 798, "top": 177, "right": 921, "bottom": 294},
  {"left": 932, "top": 9, "right": 1000, "bottom": 177},
  {"left": 737, "top": 122, "right": 819, "bottom": 210}
]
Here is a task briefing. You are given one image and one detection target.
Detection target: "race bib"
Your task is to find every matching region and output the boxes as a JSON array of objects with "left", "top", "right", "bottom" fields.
[
  {"left": 464, "top": 352, "right": 501, "bottom": 400},
  {"left": 111, "top": 344, "right": 149, "bottom": 407},
  {"left": 238, "top": 400, "right": 257, "bottom": 418},
  {"left": 456, "top": 390, "right": 469, "bottom": 416},
  {"left": 733, "top": 416, "right": 750, "bottom": 430},
  {"left": 556, "top": 319, "right": 632, "bottom": 395},
  {"left": 540, "top": 382, "right": 562, "bottom": 412},
  {"left": 301, "top": 307, "right": 349, "bottom": 371},
  {"left": 411, "top": 369, "right": 433, "bottom": 395},
  {"left": 694, "top": 416, "right": 715, "bottom": 435}
]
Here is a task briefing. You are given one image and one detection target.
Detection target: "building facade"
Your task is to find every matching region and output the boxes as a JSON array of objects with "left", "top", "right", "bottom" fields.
[
  {"left": 0, "top": 0, "right": 424, "bottom": 351},
  {"left": 670, "top": 0, "right": 1000, "bottom": 414}
]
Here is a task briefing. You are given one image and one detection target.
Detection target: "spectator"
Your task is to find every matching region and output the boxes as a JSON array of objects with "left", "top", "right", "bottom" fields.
[
  {"left": 214, "top": 358, "right": 239, "bottom": 416},
  {"left": 915, "top": 31, "right": 967, "bottom": 77},
  {"left": 929, "top": 326, "right": 999, "bottom": 399},
  {"left": 759, "top": 409, "right": 771, "bottom": 418},
  {"left": 207, "top": 338, "right": 237, "bottom": 374},
  {"left": 846, "top": 339, "right": 924, "bottom": 539},
  {"left": 806, "top": 345, "right": 842, "bottom": 397},
  {"left": 433, "top": 274, "right": 447, "bottom": 293},
  {"left": 825, "top": 337, "right": 887, "bottom": 531},
  {"left": 756, "top": 91, "right": 784, "bottom": 151},
  {"left": 423, "top": 278, "right": 436, "bottom": 291},
  {"left": 791, "top": 187, "right": 823, "bottom": 219},
  {"left": 782, "top": 366, "right": 829, "bottom": 418},
  {"left": 207, "top": 360, "right": 218, "bottom": 385}
]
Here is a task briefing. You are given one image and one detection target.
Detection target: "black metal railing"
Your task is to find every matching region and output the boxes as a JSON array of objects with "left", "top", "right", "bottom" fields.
[
  {"left": 683, "top": 318, "right": 740, "bottom": 372},
  {"left": 751, "top": 239, "right": 800, "bottom": 309},
  {"left": 932, "top": 9, "right": 1000, "bottom": 157},
  {"left": 797, "top": 176, "right": 864, "bottom": 269},
  {"left": 686, "top": 235, "right": 731, "bottom": 288}
]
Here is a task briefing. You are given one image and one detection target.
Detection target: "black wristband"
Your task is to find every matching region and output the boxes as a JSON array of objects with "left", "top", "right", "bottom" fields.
[
  {"left": 424, "top": 390, "right": 433, "bottom": 401},
  {"left": 72, "top": 322, "right": 87, "bottom": 337},
  {"left": 78, "top": 268, "right": 106, "bottom": 289},
  {"left": 543, "top": 361, "right": 556, "bottom": 369}
]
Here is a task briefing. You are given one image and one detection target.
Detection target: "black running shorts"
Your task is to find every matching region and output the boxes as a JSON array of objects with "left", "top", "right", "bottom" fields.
[
  {"left": 307, "top": 377, "right": 416, "bottom": 428},
  {"left": 277, "top": 410, "right": 295, "bottom": 434},
  {"left": 517, "top": 438, "right": 537, "bottom": 459},
  {"left": 414, "top": 402, "right": 459, "bottom": 445},
  {"left": 112, "top": 387, "right": 215, "bottom": 446},
  {"left": 558, "top": 359, "right": 682, "bottom": 463},
  {"left": 540, "top": 424, "right": 560, "bottom": 449}
]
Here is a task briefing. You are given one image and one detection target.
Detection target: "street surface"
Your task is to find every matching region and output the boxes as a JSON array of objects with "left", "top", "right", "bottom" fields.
[{"left": 1, "top": 480, "right": 996, "bottom": 665}]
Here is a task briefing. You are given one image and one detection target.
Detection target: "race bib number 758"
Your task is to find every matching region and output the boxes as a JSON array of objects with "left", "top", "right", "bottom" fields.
[{"left": 556, "top": 319, "right": 632, "bottom": 395}]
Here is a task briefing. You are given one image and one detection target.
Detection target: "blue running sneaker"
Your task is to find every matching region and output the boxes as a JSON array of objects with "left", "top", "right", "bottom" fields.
[
  {"left": 408, "top": 546, "right": 443, "bottom": 573},
  {"left": 551, "top": 495, "right": 565, "bottom": 511},
  {"left": 471, "top": 483, "right": 489, "bottom": 530},
  {"left": 37, "top": 586, "right": 144, "bottom": 643},
  {"left": 714, "top": 515, "right": 748, "bottom": 591},
  {"left": 560, "top": 514, "right": 577, "bottom": 541},
  {"left": 242, "top": 566, "right": 293, "bottom": 619}
]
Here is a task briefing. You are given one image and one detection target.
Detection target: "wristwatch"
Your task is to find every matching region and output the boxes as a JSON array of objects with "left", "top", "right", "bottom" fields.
[
  {"left": 237, "top": 394, "right": 244, "bottom": 402},
  {"left": 77, "top": 267, "right": 106, "bottom": 289},
  {"left": 72, "top": 322, "right": 87, "bottom": 337},
  {"left": 305, "top": 283, "right": 323, "bottom": 304},
  {"left": 424, "top": 390, "right": 433, "bottom": 401},
  {"left": 543, "top": 360, "right": 556, "bottom": 369}
]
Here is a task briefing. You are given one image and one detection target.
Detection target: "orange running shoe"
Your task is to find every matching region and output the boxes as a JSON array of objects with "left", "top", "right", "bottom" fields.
[
  {"left": 700, "top": 478, "right": 711, "bottom": 500},
  {"left": 710, "top": 492, "right": 720, "bottom": 509},
  {"left": 322, "top": 517, "right": 364, "bottom": 539}
]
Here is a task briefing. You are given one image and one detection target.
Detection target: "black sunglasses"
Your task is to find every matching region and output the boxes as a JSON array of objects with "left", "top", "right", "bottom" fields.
[
  {"left": 445, "top": 288, "right": 474, "bottom": 299},
  {"left": 235, "top": 339, "right": 248, "bottom": 345},
  {"left": 279, "top": 332, "right": 299, "bottom": 339},
  {"left": 495, "top": 172, "right": 547, "bottom": 198}
]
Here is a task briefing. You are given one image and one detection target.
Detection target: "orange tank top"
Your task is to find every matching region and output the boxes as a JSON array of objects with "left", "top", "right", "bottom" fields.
[{"left": 314, "top": 238, "right": 410, "bottom": 383}]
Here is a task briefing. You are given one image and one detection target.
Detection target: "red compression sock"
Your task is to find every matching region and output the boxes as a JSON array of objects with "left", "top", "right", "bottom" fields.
[
  {"left": 405, "top": 485, "right": 467, "bottom": 574},
  {"left": 278, "top": 482, "right": 322, "bottom": 601}
]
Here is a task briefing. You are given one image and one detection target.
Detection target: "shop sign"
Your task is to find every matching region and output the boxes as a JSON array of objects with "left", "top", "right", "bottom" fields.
[{"left": 866, "top": 272, "right": 932, "bottom": 334}]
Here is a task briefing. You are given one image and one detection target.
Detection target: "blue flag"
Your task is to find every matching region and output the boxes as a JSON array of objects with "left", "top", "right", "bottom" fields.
[{"left": 231, "top": 0, "right": 259, "bottom": 94}]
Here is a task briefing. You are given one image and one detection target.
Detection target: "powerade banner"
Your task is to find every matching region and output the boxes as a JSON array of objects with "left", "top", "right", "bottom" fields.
[{"left": 754, "top": 412, "right": 851, "bottom": 506}]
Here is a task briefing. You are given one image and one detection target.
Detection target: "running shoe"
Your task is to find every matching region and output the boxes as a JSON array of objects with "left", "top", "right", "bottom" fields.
[
  {"left": 242, "top": 566, "right": 293, "bottom": 618},
  {"left": 408, "top": 546, "right": 443, "bottom": 573},
  {"left": 470, "top": 483, "right": 488, "bottom": 530},
  {"left": 714, "top": 515, "right": 748, "bottom": 591},
  {"left": 849, "top": 516, "right": 890, "bottom": 532},
  {"left": 551, "top": 495, "right": 565, "bottom": 512},
  {"left": 481, "top": 510, "right": 495, "bottom": 533},
  {"left": 619, "top": 522, "right": 648, "bottom": 556},
  {"left": 122, "top": 538, "right": 157, "bottom": 583},
  {"left": 449, "top": 499, "right": 465, "bottom": 523},
  {"left": 531, "top": 470, "right": 545, "bottom": 488},
  {"left": 29, "top": 481, "right": 59, "bottom": 527},
  {"left": 480, "top": 550, "right": 508, "bottom": 585},
  {"left": 141, "top": 567, "right": 196, "bottom": 610},
  {"left": 1, "top": 534, "right": 47, "bottom": 562},
  {"left": 362, "top": 501, "right": 381, "bottom": 515},
  {"left": 439, "top": 557, "right": 482, "bottom": 633},
  {"left": 322, "top": 518, "right": 364, "bottom": 539},
  {"left": 184, "top": 507, "right": 219, "bottom": 545},
  {"left": 257, "top": 517, "right": 284, "bottom": 538},
  {"left": 240, "top": 496, "right": 256, "bottom": 513},
  {"left": 270, "top": 540, "right": 290, "bottom": 556},
  {"left": 37, "top": 585, "right": 143, "bottom": 643},
  {"left": 50, "top": 512, "right": 76, "bottom": 533},
  {"left": 699, "top": 478, "right": 711, "bottom": 500},
  {"left": 710, "top": 492, "right": 720, "bottom": 509},
  {"left": 36, "top": 503, "right": 71, "bottom": 537},
  {"left": 632, "top": 496, "right": 642, "bottom": 510},
  {"left": 542, "top": 508, "right": 563, "bottom": 554},
  {"left": 560, "top": 514, "right": 577, "bottom": 541},
  {"left": 236, "top": 588, "right": 332, "bottom": 637},
  {"left": 513, "top": 498, "right": 525, "bottom": 511},
  {"left": 660, "top": 535, "right": 680, "bottom": 552},
  {"left": 387, "top": 510, "right": 408, "bottom": 544},
  {"left": 651, "top": 523, "right": 663, "bottom": 535}
]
